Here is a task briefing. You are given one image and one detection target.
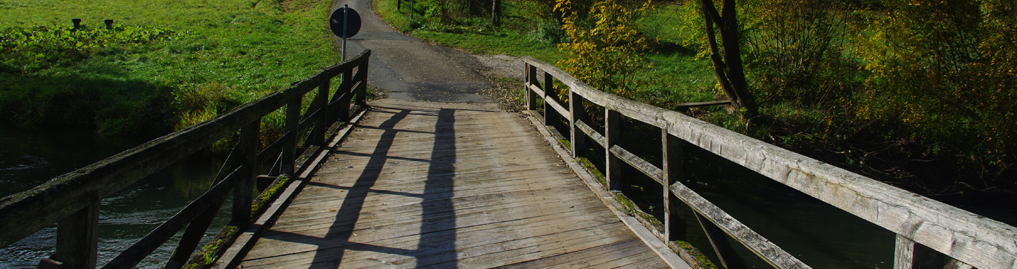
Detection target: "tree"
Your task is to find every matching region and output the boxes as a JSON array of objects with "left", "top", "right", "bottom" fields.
[{"left": 698, "top": 0, "right": 755, "bottom": 116}]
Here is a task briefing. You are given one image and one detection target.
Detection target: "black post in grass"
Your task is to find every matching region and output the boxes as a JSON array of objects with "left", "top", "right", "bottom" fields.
[
  {"left": 104, "top": 19, "right": 113, "bottom": 30},
  {"left": 72, "top": 18, "right": 82, "bottom": 30}
]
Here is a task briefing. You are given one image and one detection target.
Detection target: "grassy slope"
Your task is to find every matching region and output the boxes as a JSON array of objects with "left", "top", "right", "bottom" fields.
[{"left": 0, "top": 0, "right": 340, "bottom": 137}]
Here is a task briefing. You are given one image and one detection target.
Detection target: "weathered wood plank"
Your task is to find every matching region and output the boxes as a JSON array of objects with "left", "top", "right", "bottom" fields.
[
  {"left": 528, "top": 83, "right": 545, "bottom": 100},
  {"left": 671, "top": 180, "right": 810, "bottom": 269},
  {"left": 605, "top": 109, "right": 621, "bottom": 191},
  {"left": 544, "top": 96, "right": 569, "bottom": 121},
  {"left": 609, "top": 144, "right": 664, "bottom": 185},
  {"left": 525, "top": 63, "right": 537, "bottom": 111},
  {"left": 0, "top": 51, "right": 372, "bottom": 250},
  {"left": 0, "top": 91, "right": 286, "bottom": 247},
  {"left": 523, "top": 56, "right": 1017, "bottom": 269},
  {"left": 569, "top": 89, "right": 587, "bottom": 158},
  {"left": 102, "top": 168, "right": 239, "bottom": 268},
  {"left": 674, "top": 100, "right": 731, "bottom": 108},
  {"left": 234, "top": 100, "right": 669, "bottom": 268},
  {"left": 53, "top": 202, "right": 99, "bottom": 269},
  {"left": 894, "top": 234, "right": 946, "bottom": 269},
  {"left": 663, "top": 128, "right": 686, "bottom": 242},
  {"left": 575, "top": 120, "right": 605, "bottom": 148}
]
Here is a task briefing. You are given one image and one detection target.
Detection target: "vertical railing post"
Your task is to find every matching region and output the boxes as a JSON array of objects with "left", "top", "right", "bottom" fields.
[
  {"left": 233, "top": 121, "right": 260, "bottom": 224},
  {"left": 525, "top": 63, "right": 536, "bottom": 111},
  {"left": 605, "top": 109, "right": 621, "bottom": 191},
  {"left": 662, "top": 127, "right": 686, "bottom": 242},
  {"left": 542, "top": 71, "right": 554, "bottom": 125},
  {"left": 313, "top": 77, "right": 329, "bottom": 146},
  {"left": 48, "top": 202, "right": 99, "bottom": 269},
  {"left": 569, "top": 88, "right": 586, "bottom": 158},
  {"left": 283, "top": 93, "right": 301, "bottom": 175},
  {"left": 355, "top": 60, "right": 368, "bottom": 107},
  {"left": 339, "top": 69, "right": 353, "bottom": 123},
  {"left": 895, "top": 235, "right": 946, "bottom": 269}
]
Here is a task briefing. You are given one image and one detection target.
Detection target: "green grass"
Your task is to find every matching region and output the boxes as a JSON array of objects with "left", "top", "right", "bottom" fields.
[
  {"left": 1, "top": 0, "right": 342, "bottom": 138},
  {"left": 373, "top": 0, "right": 565, "bottom": 64}
]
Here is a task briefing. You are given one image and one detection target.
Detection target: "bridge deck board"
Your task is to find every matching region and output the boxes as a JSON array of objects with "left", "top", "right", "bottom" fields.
[{"left": 237, "top": 99, "right": 669, "bottom": 268}]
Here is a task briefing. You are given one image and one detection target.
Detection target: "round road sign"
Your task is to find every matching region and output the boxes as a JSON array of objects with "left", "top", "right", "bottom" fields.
[{"left": 329, "top": 6, "right": 361, "bottom": 38}]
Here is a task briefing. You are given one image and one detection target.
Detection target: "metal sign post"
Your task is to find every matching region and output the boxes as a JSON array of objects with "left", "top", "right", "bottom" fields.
[
  {"left": 329, "top": 5, "right": 362, "bottom": 61},
  {"left": 342, "top": 5, "right": 348, "bottom": 60}
]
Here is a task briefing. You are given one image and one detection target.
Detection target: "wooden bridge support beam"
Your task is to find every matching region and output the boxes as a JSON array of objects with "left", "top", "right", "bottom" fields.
[
  {"left": 313, "top": 78, "right": 330, "bottom": 146},
  {"left": 569, "top": 89, "right": 587, "bottom": 158},
  {"left": 662, "top": 129, "right": 686, "bottom": 242},
  {"left": 604, "top": 109, "right": 621, "bottom": 191},
  {"left": 283, "top": 96, "right": 302, "bottom": 175},
  {"left": 542, "top": 71, "right": 555, "bottom": 126},
  {"left": 339, "top": 69, "right": 353, "bottom": 124},
  {"left": 233, "top": 121, "right": 260, "bottom": 224},
  {"left": 355, "top": 63, "right": 368, "bottom": 107},
  {"left": 48, "top": 202, "right": 100, "bottom": 269},
  {"left": 525, "top": 63, "right": 537, "bottom": 111},
  {"left": 894, "top": 235, "right": 948, "bottom": 269}
]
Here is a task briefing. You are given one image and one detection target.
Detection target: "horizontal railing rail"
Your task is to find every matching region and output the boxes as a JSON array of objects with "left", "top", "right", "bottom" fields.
[
  {"left": 522, "top": 56, "right": 1017, "bottom": 269},
  {"left": 0, "top": 50, "right": 371, "bottom": 269}
]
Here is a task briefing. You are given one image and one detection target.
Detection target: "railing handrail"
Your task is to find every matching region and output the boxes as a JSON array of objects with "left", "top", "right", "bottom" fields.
[
  {"left": 0, "top": 49, "right": 371, "bottom": 268},
  {"left": 522, "top": 56, "right": 1017, "bottom": 269}
]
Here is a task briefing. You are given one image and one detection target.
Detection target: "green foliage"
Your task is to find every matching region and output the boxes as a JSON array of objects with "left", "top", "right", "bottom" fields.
[
  {"left": 527, "top": 21, "right": 569, "bottom": 45},
  {"left": 741, "top": 0, "right": 851, "bottom": 106},
  {"left": 853, "top": 0, "right": 1017, "bottom": 178},
  {"left": 556, "top": 0, "right": 655, "bottom": 97},
  {"left": 0, "top": 25, "right": 176, "bottom": 73}
]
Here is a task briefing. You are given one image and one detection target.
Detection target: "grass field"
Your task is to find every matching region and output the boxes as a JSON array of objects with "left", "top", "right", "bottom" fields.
[{"left": 0, "top": 0, "right": 342, "bottom": 138}]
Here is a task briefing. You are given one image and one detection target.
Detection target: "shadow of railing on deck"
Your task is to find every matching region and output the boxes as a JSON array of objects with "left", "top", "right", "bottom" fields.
[{"left": 260, "top": 107, "right": 460, "bottom": 267}]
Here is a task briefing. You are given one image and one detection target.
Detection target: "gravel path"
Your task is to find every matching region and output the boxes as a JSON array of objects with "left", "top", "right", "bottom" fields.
[{"left": 330, "top": 0, "right": 522, "bottom": 104}]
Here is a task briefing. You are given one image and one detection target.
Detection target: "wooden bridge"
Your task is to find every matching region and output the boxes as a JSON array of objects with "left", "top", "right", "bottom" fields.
[{"left": 2, "top": 51, "right": 1016, "bottom": 269}]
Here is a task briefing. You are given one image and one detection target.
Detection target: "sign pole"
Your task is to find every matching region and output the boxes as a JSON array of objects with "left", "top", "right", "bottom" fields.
[
  {"left": 342, "top": 4, "right": 349, "bottom": 61},
  {"left": 329, "top": 5, "right": 360, "bottom": 63}
]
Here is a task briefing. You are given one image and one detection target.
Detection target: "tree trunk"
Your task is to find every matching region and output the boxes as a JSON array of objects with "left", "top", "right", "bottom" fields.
[
  {"left": 698, "top": 0, "right": 756, "bottom": 117},
  {"left": 492, "top": 0, "right": 501, "bottom": 26}
]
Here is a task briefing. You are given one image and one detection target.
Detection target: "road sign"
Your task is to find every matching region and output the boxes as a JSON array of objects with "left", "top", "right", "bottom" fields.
[{"left": 329, "top": 6, "right": 361, "bottom": 38}]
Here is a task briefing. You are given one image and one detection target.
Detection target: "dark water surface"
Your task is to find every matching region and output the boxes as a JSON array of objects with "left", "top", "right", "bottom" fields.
[{"left": 0, "top": 126, "right": 230, "bottom": 268}]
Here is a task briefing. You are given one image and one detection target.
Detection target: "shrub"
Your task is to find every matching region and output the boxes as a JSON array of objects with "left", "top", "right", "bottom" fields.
[
  {"left": 556, "top": 0, "right": 654, "bottom": 97},
  {"left": 527, "top": 21, "right": 569, "bottom": 45},
  {"left": 0, "top": 25, "right": 176, "bottom": 73},
  {"left": 741, "top": 0, "right": 851, "bottom": 106},
  {"left": 852, "top": 0, "right": 1017, "bottom": 181}
]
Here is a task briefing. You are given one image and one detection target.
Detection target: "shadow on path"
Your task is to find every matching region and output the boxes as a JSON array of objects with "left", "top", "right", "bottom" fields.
[{"left": 292, "top": 107, "right": 458, "bottom": 268}]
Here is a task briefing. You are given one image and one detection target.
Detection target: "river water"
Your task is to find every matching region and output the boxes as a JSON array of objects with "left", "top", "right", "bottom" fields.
[{"left": 0, "top": 126, "right": 230, "bottom": 268}]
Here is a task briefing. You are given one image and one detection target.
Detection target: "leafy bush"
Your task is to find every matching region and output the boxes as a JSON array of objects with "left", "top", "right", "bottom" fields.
[
  {"left": 852, "top": 0, "right": 1017, "bottom": 179},
  {"left": 741, "top": 0, "right": 851, "bottom": 106},
  {"left": 0, "top": 25, "right": 176, "bottom": 73},
  {"left": 527, "top": 21, "right": 569, "bottom": 45},
  {"left": 556, "top": 0, "right": 654, "bottom": 97}
]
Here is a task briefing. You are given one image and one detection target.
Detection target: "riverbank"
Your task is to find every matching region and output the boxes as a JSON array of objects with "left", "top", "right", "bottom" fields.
[{"left": 0, "top": 0, "right": 343, "bottom": 141}]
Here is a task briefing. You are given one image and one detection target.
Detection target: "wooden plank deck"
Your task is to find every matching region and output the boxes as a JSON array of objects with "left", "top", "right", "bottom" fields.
[{"left": 235, "top": 99, "right": 670, "bottom": 268}]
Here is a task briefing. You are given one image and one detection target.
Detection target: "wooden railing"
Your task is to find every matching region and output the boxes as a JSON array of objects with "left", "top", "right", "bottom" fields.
[
  {"left": 0, "top": 50, "right": 371, "bottom": 269},
  {"left": 523, "top": 57, "right": 1017, "bottom": 269}
]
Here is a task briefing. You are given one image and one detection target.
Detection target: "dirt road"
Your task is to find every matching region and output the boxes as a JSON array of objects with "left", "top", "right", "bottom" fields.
[{"left": 330, "top": 0, "right": 502, "bottom": 103}]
